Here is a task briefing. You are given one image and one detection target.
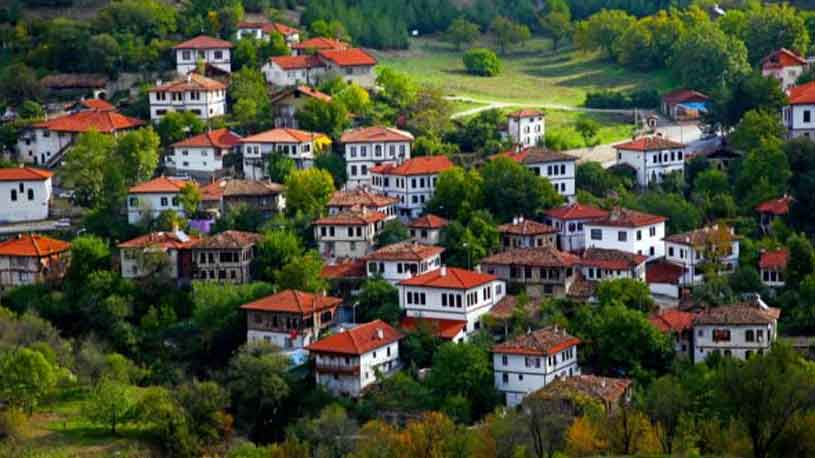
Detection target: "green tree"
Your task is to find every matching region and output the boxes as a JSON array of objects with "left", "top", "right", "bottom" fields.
[
  {"left": 296, "top": 404, "right": 358, "bottom": 458},
  {"left": 735, "top": 140, "right": 790, "bottom": 210},
  {"left": 256, "top": 228, "right": 303, "bottom": 282},
  {"left": 729, "top": 109, "right": 786, "bottom": 153},
  {"left": 314, "top": 151, "right": 348, "bottom": 188},
  {"left": 692, "top": 169, "right": 730, "bottom": 198},
  {"left": 786, "top": 234, "right": 815, "bottom": 290},
  {"left": 463, "top": 48, "right": 502, "bottom": 77},
  {"left": 491, "top": 16, "right": 531, "bottom": 55},
  {"left": 596, "top": 278, "right": 654, "bottom": 312},
  {"left": 539, "top": 7, "right": 572, "bottom": 51},
  {"left": 482, "top": 157, "right": 563, "bottom": 222},
  {"left": 266, "top": 153, "right": 296, "bottom": 183},
  {"left": 179, "top": 182, "right": 202, "bottom": 217},
  {"left": 669, "top": 21, "right": 750, "bottom": 93},
  {"left": 574, "top": 115, "right": 600, "bottom": 145},
  {"left": 295, "top": 99, "right": 350, "bottom": 139},
  {"left": 65, "top": 235, "right": 111, "bottom": 286},
  {"left": 441, "top": 210, "right": 500, "bottom": 269},
  {"left": 334, "top": 84, "right": 371, "bottom": 116},
  {"left": 444, "top": 18, "right": 480, "bottom": 50},
  {"left": 61, "top": 131, "right": 117, "bottom": 207},
  {"left": 81, "top": 378, "right": 137, "bottom": 434},
  {"left": 573, "top": 9, "right": 636, "bottom": 60},
  {"left": 742, "top": 4, "right": 810, "bottom": 65},
  {"left": 275, "top": 251, "right": 326, "bottom": 293},
  {"left": 176, "top": 380, "right": 230, "bottom": 447},
  {"left": 427, "top": 342, "right": 498, "bottom": 418},
  {"left": 0, "top": 348, "right": 58, "bottom": 414},
  {"left": 643, "top": 375, "right": 689, "bottom": 454},
  {"left": 426, "top": 167, "right": 484, "bottom": 220},
  {"left": 356, "top": 279, "right": 400, "bottom": 325},
  {"left": 115, "top": 128, "right": 160, "bottom": 183},
  {"left": 284, "top": 168, "right": 335, "bottom": 217},
  {"left": 225, "top": 343, "right": 291, "bottom": 434},
  {"left": 94, "top": 0, "right": 177, "bottom": 39},
  {"left": 0, "top": 63, "right": 44, "bottom": 105},
  {"left": 155, "top": 111, "right": 205, "bottom": 145},
  {"left": 375, "top": 67, "right": 417, "bottom": 110},
  {"left": 375, "top": 220, "right": 409, "bottom": 248},
  {"left": 577, "top": 161, "right": 628, "bottom": 197},
  {"left": 705, "top": 72, "right": 789, "bottom": 131}
]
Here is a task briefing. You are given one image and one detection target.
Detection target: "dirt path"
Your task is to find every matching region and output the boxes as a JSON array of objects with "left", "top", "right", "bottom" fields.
[{"left": 446, "top": 96, "right": 637, "bottom": 119}]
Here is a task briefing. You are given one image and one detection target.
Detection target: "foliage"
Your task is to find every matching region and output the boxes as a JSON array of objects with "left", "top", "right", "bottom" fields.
[
  {"left": 482, "top": 157, "right": 563, "bottom": 222},
  {"left": 426, "top": 167, "right": 484, "bottom": 220},
  {"left": 81, "top": 378, "right": 138, "bottom": 434},
  {"left": 0, "top": 347, "right": 58, "bottom": 414},
  {"left": 705, "top": 72, "right": 789, "bottom": 131},
  {"left": 463, "top": 48, "right": 502, "bottom": 77},
  {"left": 295, "top": 99, "right": 350, "bottom": 139},
  {"left": 256, "top": 228, "right": 303, "bottom": 282},
  {"left": 573, "top": 9, "right": 636, "bottom": 60},
  {"left": 584, "top": 89, "right": 661, "bottom": 109},
  {"left": 491, "top": 16, "right": 531, "bottom": 55},
  {"left": 375, "top": 220, "right": 409, "bottom": 248},
  {"left": 441, "top": 210, "right": 500, "bottom": 269},
  {"left": 266, "top": 153, "right": 296, "bottom": 184},
  {"left": 155, "top": 110, "right": 206, "bottom": 146},
  {"left": 356, "top": 279, "right": 400, "bottom": 326},
  {"left": 786, "top": 234, "right": 815, "bottom": 290},
  {"left": 274, "top": 251, "right": 327, "bottom": 293},
  {"left": 426, "top": 342, "right": 499, "bottom": 418},
  {"left": 444, "top": 18, "right": 480, "bottom": 50},
  {"left": 225, "top": 344, "right": 291, "bottom": 436},
  {"left": 284, "top": 168, "right": 335, "bottom": 218},
  {"left": 669, "top": 21, "right": 750, "bottom": 93},
  {"left": 596, "top": 278, "right": 655, "bottom": 312}
]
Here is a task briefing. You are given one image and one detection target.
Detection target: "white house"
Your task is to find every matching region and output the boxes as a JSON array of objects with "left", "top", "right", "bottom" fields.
[
  {"left": 370, "top": 156, "right": 454, "bottom": 220},
  {"left": 761, "top": 48, "right": 808, "bottom": 90},
  {"left": 407, "top": 214, "right": 448, "bottom": 246},
  {"left": 584, "top": 207, "right": 667, "bottom": 261},
  {"left": 544, "top": 203, "right": 609, "bottom": 252},
  {"left": 236, "top": 21, "right": 300, "bottom": 46},
  {"left": 127, "top": 176, "right": 193, "bottom": 224},
  {"left": 495, "top": 147, "right": 577, "bottom": 200},
  {"left": 173, "top": 35, "right": 233, "bottom": 75},
  {"left": 149, "top": 73, "right": 227, "bottom": 122},
  {"left": 317, "top": 48, "right": 378, "bottom": 87},
  {"left": 306, "top": 320, "right": 403, "bottom": 397},
  {"left": 578, "top": 248, "right": 647, "bottom": 282},
  {"left": 497, "top": 216, "right": 557, "bottom": 250},
  {"left": 0, "top": 234, "right": 70, "bottom": 293},
  {"left": 263, "top": 48, "right": 377, "bottom": 88},
  {"left": 0, "top": 167, "right": 53, "bottom": 223},
  {"left": 263, "top": 55, "right": 326, "bottom": 87},
  {"left": 759, "top": 249, "right": 788, "bottom": 288},
  {"left": 167, "top": 128, "right": 242, "bottom": 179},
  {"left": 663, "top": 225, "right": 740, "bottom": 286},
  {"left": 398, "top": 266, "right": 506, "bottom": 337},
  {"left": 649, "top": 309, "right": 696, "bottom": 358},
  {"left": 117, "top": 231, "right": 199, "bottom": 281},
  {"left": 693, "top": 295, "right": 780, "bottom": 362},
  {"left": 241, "top": 128, "right": 330, "bottom": 180},
  {"left": 507, "top": 109, "right": 545, "bottom": 147},
  {"left": 492, "top": 326, "right": 581, "bottom": 407},
  {"left": 784, "top": 81, "right": 815, "bottom": 139},
  {"left": 269, "top": 85, "right": 333, "bottom": 129},
  {"left": 327, "top": 189, "right": 398, "bottom": 219},
  {"left": 364, "top": 241, "right": 443, "bottom": 285},
  {"left": 341, "top": 127, "right": 414, "bottom": 189},
  {"left": 614, "top": 136, "right": 686, "bottom": 188},
  {"left": 314, "top": 209, "right": 387, "bottom": 260},
  {"left": 291, "top": 37, "right": 349, "bottom": 56},
  {"left": 645, "top": 260, "right": 685, "bottom": 300}
]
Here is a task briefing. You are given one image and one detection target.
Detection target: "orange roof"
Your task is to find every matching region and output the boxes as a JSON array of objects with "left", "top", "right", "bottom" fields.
[
  {"left": 171, "top": 128, "right": 242, "bottom": 149},
  {"left": 270, "top": 55, "right": 324, "bottom": 70},
  {"left": 507, "top": 109, "right": 544, "bottom": 119},
  {"left": 662, "top": 89, "right": 709, "bottom": 105},
  {"left": 340, "top": 126, "right": 414, "bottom": 143},
  {"left": 238, "top": 21, "right": 299, "bottom": 36},
  {"left": 33, "top": 110, "right": 144, "bottom": 133},
  {"left": 0, "top": 167, "right": 53, "bottom": 181},
  {"left": 399, "top": 267, "right": 496, "bottom": 290},
  {"left": 241, "top": 128, "right": 326, "bottom": 144},
  {"left": 314, "top": 210, "right": 387, "bottom": 226},
  {"left": 536, "top": 375, "right": 632, "bottom": 404},
  {"left": 615, "top": 136, "right": 685, "bottom": 151},
  {"left": 545, "top": 203, "right": 609, "bottom": 221},
  {"left": 0, "top": 234, "right": 70, "bottom": 257},
  {"left": 240, "top": 289, "right": 342, "bottom": 315},
  {"left": 498, "top": 218, "right": 557, "bottom": 236},
  {"left": 365, "top": 242, "right": 444, "bottom": 261},
  {"left": 77, "top": 98, "right": 116, "bottom": 111},
  {"left": 296, "top": 85, "right": 331, "bottom": 102},
  {"left": 400, "top": 317, "right": 467, "bottom": 340},
  {"left": 128, "top": 176, "right": 191, "bottom": 194},
  {"left": 646, "top": 260, "right": 684, "bottom": 284},
  {"left": 789, "top": 81, "right": 815, "bottom": 105},
  {"left": 306, "top": 320, "right": 403, "bottom": 355},
  {"left": 649, "top": 310, "right": 696, "bottom": 333},
  {"left": 150, "top": 73, "right": 226, "bottom": 92},
  {"left": 270, "top": 85, "right": 332, "bottom": 104},
  {"left": 192, "top": 230, "right": 262, "bottom": 249},
  {"left": 408, "top": 214, "right": 449, "bottom": 229},
  {"left": 762, "top": 48, "right": 807, "bottom": 70},
  {"left": 760, "top": 249, "right": 789, "bottom": 269},
  {"left": 320, "top": 258, "right": 367, "bottom": 279},
  {"left": 292, "top": 37, "right": 349, "bottom": 50},
  {"left": 328, "top": 190, "right": 398, "bottom": 209},
  {"left": 755, "top": 195, "right": 792, "bottom": 215},
  {"left": 318, "top": 48, "right": 377, "bottom": 67},
  {"left": 493, "top": 326, "right": 580, "bottom": 357},
  {"left": 371, "top": 156, "right": 454, "bottom": 176},
  {"left": 579, "top": 248, "right": 647, "bottom": 270},
  {"left": 481, "top": 246, "right": 580, "bottom": 268},
  {"left": 590, "top": 207, "right": 667, "bottom": 228},
  {"left": 117, "top": 231, "right": 199, "bottom": 250},
  {"left": 174, "top": 35, "right": 233, "bottom": 49}
]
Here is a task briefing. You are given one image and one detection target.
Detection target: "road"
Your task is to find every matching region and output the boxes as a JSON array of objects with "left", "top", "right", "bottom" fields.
[{"left": 446, "top": 96, "right": 636, "bottom": 119}]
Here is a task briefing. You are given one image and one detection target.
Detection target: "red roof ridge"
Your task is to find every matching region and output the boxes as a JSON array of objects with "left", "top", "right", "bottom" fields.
[
  {"left": 0, "top": 234, "right": 71, "bottom": 257},
  {"left": 615, "top": 135, "right": 686, "bottom": 151},
  {"left": 174, "top": 35, "right": 233, "bottom": 49},
  {"left": 0, "top": 166, "right": 54, "bottom": 181}
]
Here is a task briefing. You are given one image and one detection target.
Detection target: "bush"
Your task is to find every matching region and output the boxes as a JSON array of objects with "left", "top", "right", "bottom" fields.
[
  {"left": 584, "top": 89, "right": 660, "bottom": 109},
  {"left": 545, "top": 127, "right": 584, "bottom": 151},
  {"left": 463, "top": 48, "right": 501, "bottom": 77}
]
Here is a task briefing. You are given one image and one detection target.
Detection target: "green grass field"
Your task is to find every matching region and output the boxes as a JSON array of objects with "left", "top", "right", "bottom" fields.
[
  {"left": 375, "top": 36, "right": 675, "bottom": 107},
  {"left": 545, "top": 109, "right": 635, "bottom": 146}
]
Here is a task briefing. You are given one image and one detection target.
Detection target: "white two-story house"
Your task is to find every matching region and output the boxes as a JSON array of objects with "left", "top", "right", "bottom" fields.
[
  {"left": 584, "top": 207, "right": 667, "bottom": 261},
  {"left": 693, "top": 294, "right": 780, "bottom": 362},
  {"left": 578, "top": 248, "right": 647, "bottom": 282},
  {"left": 241, "top": 128, "right": 330, "bottom": 179},
  {"left": 327, "top": 189, "right": 398, "bottom": 220},
  {"left": 492, "top": 326, "right": 581, "bottom": 407},
  {"left": 127, "top": 176, "right": 193, "bottom": 224},
  {"left": 263, "top": 48, "right": 377, "bottom": 88},
  {"left": 371, "top": 156, "right": 454, "bottom": 220},
  {"left": 317, "top": 48, "right": 378, "bottom": 87},
  {"left": 784, "top": 81, "right": 815, "bottom": 139},
  {"left": 761, "top": 48, "right": 808, "bottom": 90},
  {"left": 173, "top": 35, "right": 233, "bottom": 75},
  {"left": 307, "top": 320, "right": 403, "bottom": 397},
  {"left": 236, "top": 21, "right": 300, "bottom": 46},
  {"left": 408, "top": 214, "right": 448, "bottom": 246},
  {"left": 496, "top": 148, "right": 577, "bottom": 201},
  {"left": 314, "top": 209, "right": 387, "bottom": 260},
  {"left": 364, "top": 241, "right": 443, "bottom": 285},
  {"left": 544, "top": 203, "right": 610, "bottom": 252},
  {"left": 507, "top": 109, "right": 545, "bottom": 147},
  {"left": 615, "top": 136, "right": 686, "bottom": 188},
  {"left": 263, "top": 55, "right": 325, "bottom": 87},
  {"left": 167, "top": 128, "right": 242, "bottom": 179},
  {"left": 149, "top": 73, "right": 227, "bottom": 122},
  {"left": 498, "top": 216, "right": 557, "bottom": 249},
  {"left": 0, "top": 167, "right": 53, "bottom": 223},
  {"left": 117, "top": 230, "right": 198, "bottom": 281},
  {"left": 341, "top": 127, "right": 413, "bottom": 189},
  {"left": 663, "top": 225, "right": 740, "bottom": 286}
]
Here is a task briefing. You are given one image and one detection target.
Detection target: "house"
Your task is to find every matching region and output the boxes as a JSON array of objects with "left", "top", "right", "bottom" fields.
[
  {"left": 493, "top": 326, "right": 581, "bottom": 407},
  {"left": 317, "top": 48, "right": 378, "bottom": 87},
  {"left": 495, "top": 147, "right": 577, "bottom": 200},
  {"left": 127, "top": 176, "right": 193, "bottom": 224},
  {"left": 341, "top": 127, "right": 414, "bottom": 189},
  {"left": 400, "top": 316, "right": 468, "bottom": 342},
  {"left": 497, "top": 216, "right": 557, "bottom": 250},
  {"left": 661, "top": 89, "right": 710, "bottom": 121},
  {"left": 327, "top": 189, "right": 398, "bottom": 219},
  {"left": 371, "top": 156, "right": 455, "bottom": 220},
  {"left": 663, "top": 225, "right": 740, "bottom": 285},
  {"left": 291, "top": 37, "right": 349, "bottom": 56},
  {"left": 240, "top": 289, "right": 342, "bottom": 349},
  {"left": 191, "top": 230, "right": 262, "bottom": 284},
  {"left": 40, "top": 73, "right": 109, "bottom": 100},
  {"left": 506, "top": 109, "right": 545, "bottom": 147},
  {"left": 579, "top": 248, "right": 647, "bottom": 282},
  {"left": 544, "top": 203, "right": 609, "bottom": 252},
  {"left": 0, "top": 167, "right": 53, "bottom": 223},
  {"left": 783, "top": 81, "right": 815, "bottom": 139},
  {"left": 200, "top": 179, "right": 286, "bottom": 218},
  {"left": 530, "top": 375, "right": 633, "bottom": 414},
  {"left": 314, "top": 209, "right": 388, "bottom": 260},
  {"left": 0, "top": 234, "right": 70, "bottom": 292},
  {"left": 704, "top": 148, "right": 741, "bottom": 172},
  {"left": 173, "top": 35, "right": 233, "bottom": 75},
  {"left": 166, "top": 128, "right": 242, "bottom": 179},
  {"left": 693, "top": 294, "right": 780, "bottom": 362},
  {"left": 756, "top": 195, "right": 792, "bottom": 233},
  {"left": 408, "top": 214, "right": 448, "bottom": 245},
  {"left": 398, "top": 266, "right": 506, "bottom": 337},
  {"left": 14, "top": 109, "right": 143, "bottom": 167},
  {"left": 761, "top": 48, "right": 808, "bottom": 90},
  {"left": 646, "top": 260, "right": 685, "bottom": 299},
  {"left": 480, "top": 246, "right": 580, "bottom": 298},
  {"left": 650, "top": 309, "right": 695, "bottom": 358},
  {"left": 364, "top": 241, "right": 443, "bottom": 285},
  {"left": 263, "top": 48, "right": 377, "bottom": 88},
  {"left": 320, "top": 258, "right": 367, "bottom": 303},
  {"left": 759, "top": 249, "right": 788, "bottom": 288},
  {"left": 66, "top": 98, "right": 116, "bottom": 113},
  {"left": 614, "top": 136, "right": 686, "bottom": 188},
  {"left": 236, "top": 21, "right": 300, "bottom": 46},
  {"left": 584, "top": 207, "right": 667, "bottom": 261},
  {"left": 269, "top": 86, "right": 332, "bottom": 129},
  {"left": 149, "top": 73, "right": 227, "bottom": 122},
  {"left": 241, "top": 128, "right": 330, "bottom": 179},
  {"left": 263, "top": 55, "right": 325, "bottom": 87},
  {"left": 306, "top": 320, "right": 403, "bottom": 397},
  {"left": 117, "top": 231, "right": 198, "bottom": 282}
]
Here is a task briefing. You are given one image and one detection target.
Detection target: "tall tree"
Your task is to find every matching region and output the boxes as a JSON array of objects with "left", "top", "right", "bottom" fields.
[
  {"left": 444, "top": 18, "right": 480, "bottom": 50},
  {"left": 669, "top": 21, "right": 750, "bottom": 93},
  {"left": 491, "top": 16, "right": 531, "bottom": 55},
  {"left": 284, "top": 168, "right": 335, "bottom": 218},
  {"left": 481, "top": 156, "right": 563, "bottom": 222}
]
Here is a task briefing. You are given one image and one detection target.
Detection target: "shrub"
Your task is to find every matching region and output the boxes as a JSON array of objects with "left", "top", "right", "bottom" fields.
[
  {"left": 584, "top": 89, "right": 660, "bottom": 109},
  {"left": 463, "top": 48, "right": 501, "bottom": 77}
]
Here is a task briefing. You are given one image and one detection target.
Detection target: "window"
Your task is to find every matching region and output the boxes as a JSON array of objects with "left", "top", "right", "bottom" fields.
[
  {"left": 745, "top": 329, "right": 755, "bottom": 342},
  {"left": 502, "top": 355, "right": 508, "bottom": 365},
  {"left": 636, "top": 230, "right": 642, "bottom": 241},
  {"left": 129, "top": 197, "right": 137, "bottom": 207},
  {"left": 649, "top": 226, "right": 657, "bottom": 237},
  {"left": 10, "top": 190, "right": 16, "bottom": 201},
  {"left": 27, "top": 189, "right": 33, "bottom": 200},
  {"left": 160, "top": 197, "right": 168, "bottom": 206},
  {"left": 712, "top": 329, "right": 731, "bottom": 342},
  {"left": 668, "top": 247, "right": 674, "bottom": 257},
  {"left": 590, "top": 229, "right": 602, "bottom": 240},
  {"left": 502, "top": 373, "right": 508, "bottom": 384},
  {"left": 806, "top": 110, "right": 812, "bottom": 123},
  {"left": 214, "top": 50, "right": 223, "bottom": 59},
  {"left": 618, "top": 231, "right": 627, "bottom": 242}
]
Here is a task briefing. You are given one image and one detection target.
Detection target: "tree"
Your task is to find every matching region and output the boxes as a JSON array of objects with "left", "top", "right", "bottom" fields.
[
  {"left": 115, "top": 128, "right": 160, "bottom": 183},
  {"left": 706, "top": 72, "right": 789, "bottom": 130},
  {"left": 82, "top": 378, "right": 138, "bottom": 434},
  {"left": 256, "top": 228, "right": 303, "bottom": 282},
  {"left": 155, "top": 111, "right": 205, "bottom": 145},
  {"left": 577, "top": 161, "right": 628, "bottom": 197},
  {"left": 491, "top": 17, "right": 531, "bottom": 54},
  {"left": 575, "top": 115, "right": 600, "bottom": 145},
  {"left": 643, "top": 375, "right": 689, "bottom": 454},
  {"left": 539, "top": 8, "right": 572, "bottom": 51},
  {"left": 315, "top": 151, "right": 348, "bottom": 188},
  {"left": 176, "top": 380, "right": 231, "bottom": 447},
  {"left": 693, "top": 169, "right": 730, "bottom": 198},
  {"left": 463, "top": 48, "right": 502, "bottom": 77},
  {"left": 179, "top": 182, "right": 202, "bottom": 217},
  {"left": 334, "top": 84, "right": 371, "bottom": 116},
  {"left": 375, "top": 67, "right": 417, "bottom": 111},
  {"left": 444, "top": 18, "right": 480, "bottom": 50},
  {"left": 442, "top": 210, "right": 500, "bottom": 269},
  {"left": 275, "top": 251, "right": 327, "bottom": 293},
  {"left": 786, "top": 138, "right": 815, "bottom": 234},
  {"left": 596, "top": 278, "right": 654, "bottom": 312},
  {"left": 669, "top": 21, "right": 750, "bottom": 93},
  {"left": 482, "top": 157, "right": 563, "bottom": 222},
  {"left": 735, "top": 139, "right": 790, "bottom": 210},
  {"left": 426, "top": 342, "right": 498, "bottom": 418},
  {"left": 787, "top": 234, "right": 815, "bottom": 290},
  {"left": 729, "top": 109, "right": 786, "bottom": 152},
  {"left": 66, "top": 235, "right": 111, "bottom": 286},
  {"left": 284, "top": 168, "right": 335, "bottom": 217},
  {"left": 375, "top": 220, "right": 409, "bottom": 248},
  {"left": 426, "top": 167, "right": 484, "bottom": 220},
  {"left": 297, "top": 404, "right": 358, "bottom": 458},
  {"left": 295, "top": 99, "right": 350, "bottom": 139},
  {"left": 266, "top": 153, "right": 296, "bottom": 183},
  {"left": 225, "top": 344, "right": 291, "bottom": 435},
  {"left": 742, "top": 4, "right": 810, "bottom": 65},
  {"left": 573, "top": 9, "right": 636, "bottom": 60},
  {"left": 0, "top": 63, "right": 43, "bottom": 105},
  {"left": 61, "top": 131, "right": 117, "bottom": 207},
  {"left": 0, "top": 348, "right": 58, "bottom": 414},
  {"left": 524, "top": 395, "right": 574, "bottom": 458},
  {"left": 356, "top": 279, "right": 400, "bottom": 325}
]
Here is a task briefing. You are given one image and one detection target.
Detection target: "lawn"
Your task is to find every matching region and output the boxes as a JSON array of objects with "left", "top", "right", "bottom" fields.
[
  {"left": 375, "top": 36, "right": 675, "bottom": 107},
  {"left": 545, "top": 109, "right": 636, "bottom": 146}
]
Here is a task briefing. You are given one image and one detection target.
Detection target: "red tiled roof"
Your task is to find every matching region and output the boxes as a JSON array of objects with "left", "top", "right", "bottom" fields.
[
  {"left": 321, "top": 258, "right": 367, "bottom": 279},
  {"left": 328, "top": 190, "right": 398, "bottom": 209},
  {"left": 318, "top": 48, "right": 377, "bottom": 67},
  {"left": 241, "top": 128, "right": 326, "bottom": 143},
  {"left": 0, "top": 167, "right": 53, "bottom": 181},
  {"left": 77, "top": 98, "right": 116, "bottom": 111},
  {"left": 117, "top": 231, "right": 199, "bottom": 250},
  {"left": 240, "top": 289, "right": 342, "bottom": 314},
  {"left": 535, "top": 375, "right": 632, "bottom": 404},
  {"left": 649, "top": 310, "right": 695, "bottom": 333},
  {"left": 545, "top": 203, "right": 609, "bottom": 221},
  {"left": 507, "top": 109, "right": 544, "bottom": 119},
  {"left": 755, "top": 196, "right": 792, "bottom": 215},
  {"left": 787, "top": 81, "right": 815, "bottom": 105},
  {"left": 480, "top": 246, "right": 580, "bottom": 268},
  {"left": 761, "top": 48, "right": 807, "bottom": 70},
  {"left": 238, "top": 21, "right": 299, "bottom": 36},
  {"left": 269, "top": 85, "right": 332, "bottom": 104},
  {"left": 400, "top": 317, "right": 467, "bottom": 340},
  {"left": 399, "top": 267, "right": 496, "bottom": 289},
  {"left": 646, "top": 260, "right": 684, "bottom": 284},
  {"left": 129, "top": 176, "right": 192, "bottom": 194},
  {"left": 664, "top": 224, "right": 738, "bottom": 246},
  {"left": 314, "top": 209, "right": 386, "bottom": 226},
  {"left": 579, "top": 248, "right": 647, "bottom": 270},
  {"left": 364, "top": 242, "right": 444, "bottom": 261},
  {"left": 408, "top": 214, "right": 448, "bottom": 229},
  {"left": 270, "top": 54, "right": 324, "bottom": 70},
  {"left": 174, "top": 35, "right": 233, "bottom": 49},
  {"left": 150, "top": 73, "right": 226, "bottom": 92},
  {"left": 694, "top": 298, "right": 781, "bottom": 325},
  {"left": 0, "top": 234, "right": 70, "bottom": 257},
  {"left": 33, "top": 110, "right": 144, "bottom": 133},
  {"left": 760, "top": 249, "right": 789, "bottom": 269},
  {"left": 615, "top": 136, "right": 685, "bottom": 151},
  {"left": 171, "top": 128, "right": 242, "bottom": 149},
  {"left": 493, "top": 326, "right": 580, "bottom": 357},
  {"left": 494, "top": 147, "right": 577, "bottom": 164},
  {"left": 371, "top": 156, "right": 453, "bottom": 176},
  {"left": 192, "top": 230, "right": 262, "bottom": 249},
  {"left": 292, "top": 37, "right": 349, "bottom": 50},
  {"left": 590, "top": 207, "right": 667, "bottom": 228},
  {"left": 662, "top": 89, "right": 709, "bottom": 105},
  {"left": 306, "top": 320, "right": 403, "bottom": 355},
  {"left": 340, "top": 126, "right": 414, "bottom": 143},
  {"left": 498, "top": 218, "right": 557, "bottom": 236}
]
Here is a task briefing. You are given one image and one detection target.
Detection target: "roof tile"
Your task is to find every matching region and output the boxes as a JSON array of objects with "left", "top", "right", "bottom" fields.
[
  {"left": 364, "top": 242, "right": 444, "bottom": 262},
  {"left": 240, "top": 289, "right": 342, "bottom": 314},
  {"left": 174, "top": 35, "right": 233, "bottom": 49},
  {"left": 0, "top": 234, "right": 70, "bottom": 257},
  {"left": 615, "top": 136, "right": 686, "bottom": 151},
  {"left": 0, "top": 167, "right": 53, "bottom": 182},
  {"left": 171, "top": 128, "right": 242, "bottom": 149},
  {"left": 33, "top": 110, "right": 144, "bottom": 133},
  {"left": 306, "top": 320, "right": 403, "bottom": 355},
  {"left": 493, "top": 326, "right": 580, "bottom": 356},
  {"left": 399, "top": 267, "right": 497, "bottom": 289},
  {"left": 371, "top": 156, "right": 453, "bottom": 176},
  {"left": 481, "top": 246, "right": 580, "bottom": 268}
]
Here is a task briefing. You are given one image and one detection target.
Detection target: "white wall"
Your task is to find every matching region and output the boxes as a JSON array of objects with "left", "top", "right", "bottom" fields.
[
  {"left": 0, "top": 179, "right": 51, "bottom": 223},
  {"left": 314, "top": 342, "right": 400, "bottom": 397},
  {"left": 247, "top": 329, "right": 314, "bottom": 349},
  {"left": 150, "top": 89, "right": 226, "bottom": 121},
  {"left": 315, "top": 222, "right": 378, "bottom": 259},
  {"left": 526, "top": 160, "right": 575, "bottom": 200},
  {"left": 584, "top": 222, "right": 666, "bottom": 261},
  {"left": 367, "top": 255, "right": 442, "bottom": 285},
  {"left": 176, "top": 48, "right": 231, "bottom": 74},
  {"left": 242, "top": 140, "right": 315, "bottom": 180},
  {"left": 493, "top": 347, "right": 579, "bottom": 407},
  {"left": 617, "top": 148, "right": 685, "bottom": 187},
  {"left": 344, "top": 141, "right": 411, "bottom": 189},
  {"left": 398, "top": 279, "right": 506, "bottom": 333},
  {"left": 15, "top": 128, "right": 75, "bottom": 165},
  {"left": 262, "top": 61, "right": 325, "bottom": 87},
  {"left": 127, "top": 192, "right": 185, "bottom": 224},
  {"left": 665, "top": 240, "right": 740, "bottom": 285},
  {"left": 409, "top": 227, "right": 443, "bottom": 246},
  {"left": 120, "top": 247, "right": 180, "bottom": 279},
  {"left": 371, "top": 172, "right": 440, "bottom": 221},
  {"left": 785, "top": 104, "right": 815, "bottom": 138},
  {"left": 694, "top": 322, "right": 775, "bottom": 362},
  {"left": 508, "top": 116, "right": 545, "bottom": 147},
  {"left": 545, "top": 217, "right": 590, "bottom": 252},
  {"left": 763, "top": 66, "right": 803, "bottom": 90},
  {"left": 168, "top": 146, "right": 226, "bottom": 174}
]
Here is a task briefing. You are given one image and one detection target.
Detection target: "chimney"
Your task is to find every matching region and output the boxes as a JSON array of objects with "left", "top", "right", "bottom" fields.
[
  {"left": 440, "top": 266, "right": 447, "bottom": 276},
  {"left": 376, "top": 328, "right": 384, "bottom": 339},
  {"left": 186, "top": 74, "right": 192, "bottom": 83}
]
